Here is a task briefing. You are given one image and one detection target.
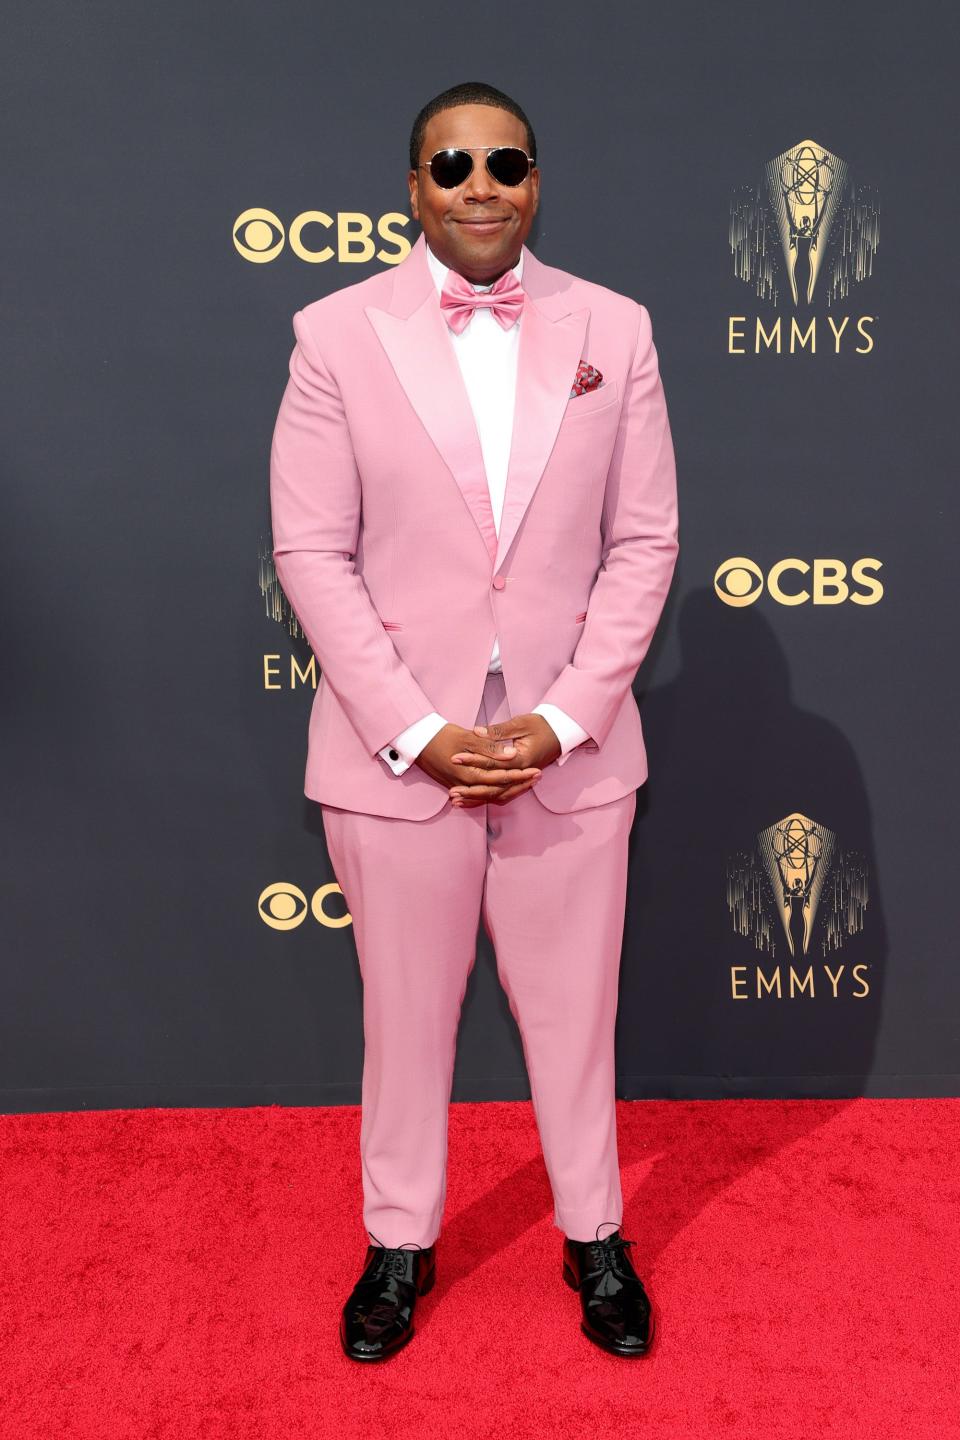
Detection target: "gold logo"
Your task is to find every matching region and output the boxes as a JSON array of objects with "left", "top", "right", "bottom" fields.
[
  {"left": 714, "top": 557, "right": 883, "bottom": 606},
  {"left": 257, "top": 882, "right": 352, "bottom": 930},
  {"left": 730, "top": 139, "right": 879, "bottom": 308},
  {"left": 726, "top": 811, "right": 870, "bottom": 1000},
  {"left": 233, "top": 209, "right": 411, "bottom": 264}
]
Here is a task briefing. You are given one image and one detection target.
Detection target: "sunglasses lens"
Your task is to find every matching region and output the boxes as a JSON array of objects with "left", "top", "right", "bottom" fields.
[
  {"left": 429, "top": 149, "right": 474, "bottom": 188},
  {"left": 487, "top": 148, "right": 531, "bottom": 186}
]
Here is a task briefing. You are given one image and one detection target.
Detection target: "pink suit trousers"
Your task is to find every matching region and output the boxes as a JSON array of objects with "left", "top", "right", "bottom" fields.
[{"left": 320, "top": 669, "right": 637, "bottom": 1248}]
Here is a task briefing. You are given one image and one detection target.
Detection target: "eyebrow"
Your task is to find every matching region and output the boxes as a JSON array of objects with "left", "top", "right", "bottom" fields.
[{"left": 430, "top": 143, "right": 521, "bottom": 150}]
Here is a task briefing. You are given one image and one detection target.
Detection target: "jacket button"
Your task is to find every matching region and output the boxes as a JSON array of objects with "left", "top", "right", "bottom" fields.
[{"left": 492, "top": 575, "right": 506, "bottom": 590}]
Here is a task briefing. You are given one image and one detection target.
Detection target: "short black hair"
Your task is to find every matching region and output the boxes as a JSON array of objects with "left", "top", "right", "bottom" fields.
[{"left": 409, "top": 81, "right": 537, "bottom": 172}]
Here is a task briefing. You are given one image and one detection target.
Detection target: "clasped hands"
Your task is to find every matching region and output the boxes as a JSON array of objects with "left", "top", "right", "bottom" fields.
[{"left": 415, "top": 714, "right": 562, "bottom": 808}]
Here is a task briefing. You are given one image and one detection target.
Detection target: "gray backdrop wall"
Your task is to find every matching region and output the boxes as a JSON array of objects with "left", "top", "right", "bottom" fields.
[{"left": 3, "top": 0, "right": 957, "bottom": 1111}]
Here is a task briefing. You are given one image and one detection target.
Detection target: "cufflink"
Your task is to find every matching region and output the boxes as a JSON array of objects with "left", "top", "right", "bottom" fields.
[{"left": 389, "top": 749, "right": 399, "bottom": 760}]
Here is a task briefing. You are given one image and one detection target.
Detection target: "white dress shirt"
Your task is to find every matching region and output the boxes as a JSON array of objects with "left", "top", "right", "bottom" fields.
[{"left": 377, "top": 240, "right": 590, "bottom": 776}]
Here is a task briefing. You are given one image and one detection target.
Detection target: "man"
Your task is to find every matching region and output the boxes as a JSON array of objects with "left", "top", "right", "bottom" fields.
[{"left": 269, "top": 80, "right": 679, "bottom": 1361}]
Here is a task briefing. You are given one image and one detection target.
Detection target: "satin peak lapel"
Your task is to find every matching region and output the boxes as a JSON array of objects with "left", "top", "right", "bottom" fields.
[
  {"left": 364, "top": 241, "right": 498, "bottom": 566},
  {"left": 493, "top": 294, "right": 588, "bottom": 573}
]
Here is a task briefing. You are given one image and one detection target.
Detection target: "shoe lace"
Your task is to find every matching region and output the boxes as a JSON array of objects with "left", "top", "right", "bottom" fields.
[
  {"left": 584, "top": 1225, "right": 635, "bottom": 1278},
  {"left": 367, "top": 1232, "right": 424, "bottom": 1281}
]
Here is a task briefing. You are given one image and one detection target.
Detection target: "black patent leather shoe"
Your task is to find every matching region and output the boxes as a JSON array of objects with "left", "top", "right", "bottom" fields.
[
  {"left": 339, "top": 1235, "right": 436, "bottom": 1362},
  {"left": 562, "top": 1224, "right": 655, "bottom": 1356}
]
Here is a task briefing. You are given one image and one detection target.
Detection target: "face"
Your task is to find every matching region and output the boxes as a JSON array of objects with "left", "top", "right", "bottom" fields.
[{"left": 408, "top": 102, "right": 540, "bottom": 284}]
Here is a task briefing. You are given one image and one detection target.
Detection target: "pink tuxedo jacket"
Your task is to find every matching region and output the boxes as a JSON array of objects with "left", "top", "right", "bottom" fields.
[{"left": 269, "top": 231, "right": 679, "bottom": 820}]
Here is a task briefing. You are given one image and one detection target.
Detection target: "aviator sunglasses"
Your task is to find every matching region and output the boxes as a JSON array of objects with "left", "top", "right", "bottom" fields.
[{"left": 418, "top": 145, "right": 536, "bottom": 189}]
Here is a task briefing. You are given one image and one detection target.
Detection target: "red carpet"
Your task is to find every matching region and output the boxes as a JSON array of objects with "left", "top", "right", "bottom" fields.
[{"left": 1, "top": 1098, "right": 957, "bottom": 1439}]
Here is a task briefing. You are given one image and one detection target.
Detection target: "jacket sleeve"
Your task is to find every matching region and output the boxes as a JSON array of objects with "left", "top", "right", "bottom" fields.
[
  {"left": 270, "top": 309, "right": 439, "bottom": 758},
  {"left": 535, "top": 303, "right": 679, "bottom": 750}
]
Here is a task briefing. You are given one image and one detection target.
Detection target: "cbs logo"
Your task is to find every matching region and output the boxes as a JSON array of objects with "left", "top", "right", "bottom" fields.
[
  {"left": 258, "top": 882, "right": 352, "bottom": 930},
  {"left": 233, "top": 209, "right": 411, "bottom": 264},
  {"left": 714, "top": 557, "right": 884, "bottom": 607}
]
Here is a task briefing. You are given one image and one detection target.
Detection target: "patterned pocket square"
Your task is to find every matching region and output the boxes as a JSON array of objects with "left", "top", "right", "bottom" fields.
[{"left": 570, "top": 360, "right": 604, "bottom": 398}]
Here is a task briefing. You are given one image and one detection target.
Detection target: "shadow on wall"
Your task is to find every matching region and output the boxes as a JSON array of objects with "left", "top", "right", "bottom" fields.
[{"left": 622, "top": 585, "right": 887, "bottom": 1098}]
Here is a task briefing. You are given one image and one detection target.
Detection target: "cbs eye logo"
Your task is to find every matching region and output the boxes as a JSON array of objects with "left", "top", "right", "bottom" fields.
[
  {"left": 258, "top": 882, "right": 352, "bottom": 930},
  {"left": 714, "top": 557, "right": 883, "bottom": 607},
  {"left": 233, "top": 209, "right": 410, "bottom": 264}
]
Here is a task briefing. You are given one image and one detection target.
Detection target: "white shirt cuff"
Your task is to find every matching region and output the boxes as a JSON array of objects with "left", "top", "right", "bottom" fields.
[
  {"left": 532, "top": 703, "right": 591, "bottom": 767},
  {"left": 378, "top": 712, "right": 448, "bottom": 776}
]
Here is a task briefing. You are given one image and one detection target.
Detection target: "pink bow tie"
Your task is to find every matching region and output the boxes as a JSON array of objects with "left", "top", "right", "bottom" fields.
[{"left": 439, "top": 267, "right": 525, "bottom": 334}]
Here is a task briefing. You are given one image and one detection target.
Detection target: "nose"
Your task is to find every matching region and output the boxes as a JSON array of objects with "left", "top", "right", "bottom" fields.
[{"left": 461, "top": 155, "right": 499, "bottom": 202}]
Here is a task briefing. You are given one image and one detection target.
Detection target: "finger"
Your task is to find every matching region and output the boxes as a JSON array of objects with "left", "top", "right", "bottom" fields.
[
  {"left": 449, "top": 766, "right": 540, "bottom": 791},
  {"left": 450, "top": 789, "right": 489, "bottom": 808},
  {"left": 449, "top": 783, "right": 538, "bottom": 806},
  {"left": 455, "top": 776, "right": 536, "bottom": 809},
  {"left": 474, "top": 724, "right": 520, "bottom": 749},
  {"left": 449, "top": 782, "right": 538, "bottom": 805},
  {"left": 451, "top": 743, "right": 515, "bottom": 766},
  {"left": 451, "top": 750, "right": 525, "bottom": 769},
  {"left": 452, "top": 770, "right": 540, "bottom": 809},
  {"left": 468, "top": 741, "right": 518, "bottom": 758}
]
